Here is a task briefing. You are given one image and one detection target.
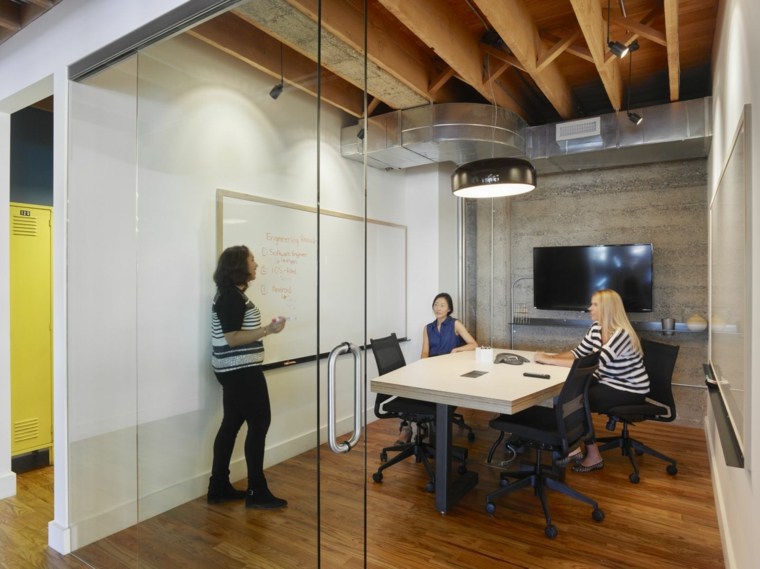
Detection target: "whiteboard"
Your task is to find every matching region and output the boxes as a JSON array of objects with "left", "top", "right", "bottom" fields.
[
  {"left": 709, "top": 104, "right": 751, "bottom": 457},
  {"left": 217, "top": 189, "right": 407, "bottom": 366}
]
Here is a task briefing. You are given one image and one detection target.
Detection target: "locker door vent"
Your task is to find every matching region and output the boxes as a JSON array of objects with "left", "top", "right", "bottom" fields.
[
  {"left": 14, "top": 417, "right": 40, "bottom": 443},
  {"left": 12, "top": 214, "right": 38, "bottom": 237}
]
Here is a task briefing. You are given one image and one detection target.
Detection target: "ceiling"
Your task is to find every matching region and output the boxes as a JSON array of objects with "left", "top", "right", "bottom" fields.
[
  {"left": 188, "top": 0, "right": 718, "bottom": 127},
  {"left": 1, "top": 0, "right": 718, "bottom": 128}
]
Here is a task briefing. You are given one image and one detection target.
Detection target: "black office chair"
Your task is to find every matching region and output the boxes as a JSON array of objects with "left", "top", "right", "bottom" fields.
[
  {"left": 370, "top": 334, "right": 467, "bottom": 492},
  {"left": 485, "top": 354, "right": 604, "bottom": 539},
  {"left": 597, "top": 338, "right": 679, "bottom": 483}
]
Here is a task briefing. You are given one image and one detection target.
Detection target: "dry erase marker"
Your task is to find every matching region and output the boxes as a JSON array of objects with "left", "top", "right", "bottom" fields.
[{"left": 523, "top": 372, "right": 551, "bottom": 379}]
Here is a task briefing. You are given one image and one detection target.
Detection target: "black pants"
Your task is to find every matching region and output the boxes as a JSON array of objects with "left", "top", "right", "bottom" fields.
[
  {"left": 585, "top": 381, "right": 646, "bottom": 444},
  {"left": 211, "top": 366, "right": 271, "bottom": 489}
]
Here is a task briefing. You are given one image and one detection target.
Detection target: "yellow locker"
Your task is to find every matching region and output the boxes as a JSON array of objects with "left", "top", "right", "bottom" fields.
[{"left": 10, "top": 203, "right": 53, "bottom": 457}]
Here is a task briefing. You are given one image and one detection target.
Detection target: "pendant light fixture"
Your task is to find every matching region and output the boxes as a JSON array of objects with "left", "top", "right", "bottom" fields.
[
  {"left": 626, "top": 41, "right": 642, "bottom": 125},
  {"left": 607, "top": 0, "right": 629, "bottom": 58},
  {"left": 451, "top": 157, "right": 536, "bottom": 198}
]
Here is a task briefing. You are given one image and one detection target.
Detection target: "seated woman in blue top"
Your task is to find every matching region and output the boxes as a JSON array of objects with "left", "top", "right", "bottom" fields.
[
  {"left": 421, "top": 292, "right": 477, "bottom": 358},
  {"left": 396, "top": 292, "right": 477, "bottom": 444},
  {"left": 534, "top": 289, "right": 649, "bottom": 473}
]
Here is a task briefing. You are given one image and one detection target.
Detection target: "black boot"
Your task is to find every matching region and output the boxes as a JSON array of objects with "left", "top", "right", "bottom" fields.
[
  {"left": 207, "top": 476, "right": 246, "bottom": 504},
  {"left": 245, "top": 483, "right": 287, "bottom": 509}
]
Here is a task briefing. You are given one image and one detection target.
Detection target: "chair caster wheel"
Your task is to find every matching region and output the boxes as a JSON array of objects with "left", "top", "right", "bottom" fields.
[
  {"left": 372, "top": 472, "right": 383, "bottom": 483},
  {"left": 592, "top": 508, "right": 605, "bottom": 522},
  {"left": 544, "top": 524, "right": 558, "bottom": 539},
  {"left": 667, "top": 464, "right": 678, "bottom": 475},
  {"left": 424, "top": 481, "right": 434, "bottom": 493},
  {"left": 629, "top": 472, "right": 640, "bottom": 484},
  {"left": 485, "top": 502, "right": 496, "bottom": 514}
]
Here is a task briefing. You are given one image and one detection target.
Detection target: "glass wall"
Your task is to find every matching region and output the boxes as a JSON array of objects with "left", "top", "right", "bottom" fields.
[{"left": 66, "top": 1, "right": 372, "bottom": 565}]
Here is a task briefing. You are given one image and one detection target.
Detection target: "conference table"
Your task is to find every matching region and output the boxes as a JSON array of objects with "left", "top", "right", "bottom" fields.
[{"left": 370, "top": 349, "right": 569, "bottom": 513}]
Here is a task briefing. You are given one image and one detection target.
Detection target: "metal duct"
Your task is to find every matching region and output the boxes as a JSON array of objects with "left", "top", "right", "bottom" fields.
[{"left": 340, "top": 98, "right": 712, "bottom": 173}]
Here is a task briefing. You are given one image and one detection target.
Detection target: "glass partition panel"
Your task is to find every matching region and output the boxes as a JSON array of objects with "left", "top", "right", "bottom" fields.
[
  {"left": 67, "top": 1, "right": 376, "bottom": 565},
  {"left": 67, "top": 55, "right": 140, "bottom": 559}
]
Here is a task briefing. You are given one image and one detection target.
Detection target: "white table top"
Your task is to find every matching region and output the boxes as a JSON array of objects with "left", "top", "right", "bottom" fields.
[{"left": 370, "top": 349, "right": 568, "bottom": 415}]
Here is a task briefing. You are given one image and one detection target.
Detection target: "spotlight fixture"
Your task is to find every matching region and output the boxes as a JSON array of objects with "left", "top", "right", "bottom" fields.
[
  {"left": 356, "top": 128, "right": 365, "bottom": 140},
  {"left": 606, "top": 0, "right": 629, "bottom": 58},
  {"left": 270, "top": 43, "right": 284, "bottom": 100},
  {"left": 269, "top": 82, "right": 284, "bottom": 100},
  {"left": 625, "top": 41, "right": 642, "bottom": 126},
  {"left": 451, "top": 158, "right": 536, "bottom": 199}
]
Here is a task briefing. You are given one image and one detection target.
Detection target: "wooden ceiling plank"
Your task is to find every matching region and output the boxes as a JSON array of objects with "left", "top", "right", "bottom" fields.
[
  {"left": 24, "top": 0, "right": 55, "bottom": 8},
  {"left": 187, "top": 13, "right": 364, "bottom": 117},
  {"left": 569, "top": 0, "right": 623, "bottom": 111},
  {"left": 664, "top": 0, "right": 680, "bottom": 101},
  {"left": 429, "top": 67, "right": 456, "bottom": 96},
  {"left": 536, "top": 30, "right": 581, "bottom": 73},
  {"left": 474, "top": 0, "right": 575, "bottom": 119},
  {"left": 377, "top": 0, "right": 529, "bottom": 119},
  {"left": 285, "top": 0, "right": 456, "bottom": 103},
  {"left": 482, "top": 44, "right": 525, "bottom": 73},
  {"left": 543, "top": 32, "right": 594, "bottom": 64},
  {"left": 0, "top": 2, "right": 21, "bottom": 31},
  {"left": 611, "top": 15, "right": 666, "bottom": 46}
]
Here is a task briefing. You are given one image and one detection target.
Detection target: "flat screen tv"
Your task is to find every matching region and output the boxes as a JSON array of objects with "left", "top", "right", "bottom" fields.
[{"left": 533, "top": 244, "right": 653, "bottom": 312}]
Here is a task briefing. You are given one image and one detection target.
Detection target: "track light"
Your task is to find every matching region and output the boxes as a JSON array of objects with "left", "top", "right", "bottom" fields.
[
  {"left": 626, "top": 41, "right": 642, "bottom": 126},
  {"left": 357, "top": 128, "right": 365, "bottom": 140},
  {"left": 608, "top": 40, "right": 629, "bottom": 58},
  {"left": 606, "top": 0, "right": 629, "bottom": 58},
  {"left": 269, "top": 82, "right": 284, "bottom": 100},
  {"left": 270, "top": 43, "right": 284, "bottom": 100}
]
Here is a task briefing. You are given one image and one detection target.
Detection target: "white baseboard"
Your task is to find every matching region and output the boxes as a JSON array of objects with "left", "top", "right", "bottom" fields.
[
  {"left": 0, "top": 469, "right": 16, "bottom": 499},
  {"left": 704, "top": 415, "right": 736, "bottom": 569},
  {"left": 47, "top": 520, "right": 71, "bottom": 555}
]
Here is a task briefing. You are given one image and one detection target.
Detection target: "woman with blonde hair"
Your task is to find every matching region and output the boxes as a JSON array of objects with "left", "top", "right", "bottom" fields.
[{"left": 535, "top": 289, "right": 648, "bottom": 472}]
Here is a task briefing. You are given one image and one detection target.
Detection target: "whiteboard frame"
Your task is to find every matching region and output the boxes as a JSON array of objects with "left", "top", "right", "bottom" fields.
[{"left": 216, "top": 188, "right": 408, "bottom": 368}]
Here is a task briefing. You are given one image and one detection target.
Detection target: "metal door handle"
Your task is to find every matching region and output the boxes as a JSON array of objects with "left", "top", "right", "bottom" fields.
[{"left": 327, "top": 342, "right": 363, "bottom": 453}]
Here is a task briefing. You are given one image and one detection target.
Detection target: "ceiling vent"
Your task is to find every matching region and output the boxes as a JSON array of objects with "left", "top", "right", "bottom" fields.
[{"left": 555, "top": 117, "right": 601, "bottom": 141}]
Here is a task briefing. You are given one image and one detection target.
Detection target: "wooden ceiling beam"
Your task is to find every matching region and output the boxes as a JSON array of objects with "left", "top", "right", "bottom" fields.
[
  {"left": 536, "top": 30, "right": 581, "bottom": 72},
  {"left": 542, "top": 32, "right": 594, "bottom": 64},
  {"left": 570, "top": 0, "right": 624, "bottom": 111},
  {"left": 0, "top": 2, "right": 21, "bottom": 31},
  {"left": 663, "top": 0, "right": 680, "bottom": 101},
  {"left": 377, "top": 0, "right": 529, "bottom": 119},
  {"left": 187, "top": 13, "right": 365, "bottom": 117},
  {"left": 285, "top": 0, "right": 459, "bottom": 104},
  {"left": 474, "top": 0, "right": 576, "bottom": 120},
  {"left": 611, "top": 15, "right": 666, "bottom": 46}
]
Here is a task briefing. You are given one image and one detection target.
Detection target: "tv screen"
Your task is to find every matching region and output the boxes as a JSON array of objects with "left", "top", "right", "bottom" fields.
[{"left": 533, "top": 244, "right": 653, "bottom": 312}]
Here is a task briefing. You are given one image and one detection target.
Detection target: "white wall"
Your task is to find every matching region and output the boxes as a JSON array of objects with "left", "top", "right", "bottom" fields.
[{"left": 707, "top": 0, "right": 760, "bottom": 567}]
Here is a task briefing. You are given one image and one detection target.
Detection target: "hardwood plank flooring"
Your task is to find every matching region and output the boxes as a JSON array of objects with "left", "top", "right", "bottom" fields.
[{"left": 1, "top": 411, "right": 724, "bottom": 568}]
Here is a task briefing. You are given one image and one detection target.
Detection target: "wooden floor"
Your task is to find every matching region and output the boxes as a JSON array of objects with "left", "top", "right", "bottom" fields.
[{"left": 1, "top": 411, "right": 724, "bottom": 569}]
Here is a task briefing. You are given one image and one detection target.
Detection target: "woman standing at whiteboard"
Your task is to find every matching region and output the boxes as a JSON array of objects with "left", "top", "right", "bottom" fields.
[{"left": 208, "top": 245, "right": 287, "bottom": 509}]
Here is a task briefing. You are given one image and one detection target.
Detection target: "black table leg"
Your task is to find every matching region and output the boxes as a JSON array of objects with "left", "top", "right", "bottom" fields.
[{"left": 434, "top": 403, "right": 478, "bottom": 513}]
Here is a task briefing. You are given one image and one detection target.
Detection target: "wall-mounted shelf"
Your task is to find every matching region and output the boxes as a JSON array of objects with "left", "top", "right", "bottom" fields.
[{"left": 509, "top": 318, "right": 706, "bottom": 333}]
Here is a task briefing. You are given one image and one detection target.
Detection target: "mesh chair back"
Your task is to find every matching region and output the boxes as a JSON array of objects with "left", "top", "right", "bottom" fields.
[
  {"left": 556, "top": 353, "right": 599, "bottom": 455},
  {"left": 640, "top": 339, "right": 679, "bottom": 421},
  {"left": 370, "top": 333, "right": 407, "bottom": 418}
]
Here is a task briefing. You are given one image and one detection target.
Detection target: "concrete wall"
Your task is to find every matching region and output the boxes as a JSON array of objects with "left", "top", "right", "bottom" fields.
[{"left": 465, "top": 158, "right": 708, "bottom": 426}]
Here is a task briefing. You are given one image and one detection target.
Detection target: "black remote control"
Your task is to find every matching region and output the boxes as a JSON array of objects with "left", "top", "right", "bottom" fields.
[{"left": 523, "top": 372, "right": 551, "bottom": 379}]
